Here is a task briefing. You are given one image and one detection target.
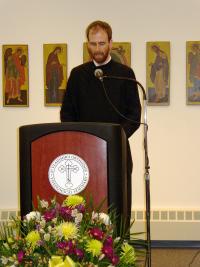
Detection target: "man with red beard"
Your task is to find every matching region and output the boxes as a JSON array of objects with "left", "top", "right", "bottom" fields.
[{"left": 60, "top": 20, "right": 141, "bottom": 230}]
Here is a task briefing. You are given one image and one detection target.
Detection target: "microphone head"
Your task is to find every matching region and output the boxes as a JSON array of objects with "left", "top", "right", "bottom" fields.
[{"left": 94, "top": 68, "right": 103, "bottom": 80}]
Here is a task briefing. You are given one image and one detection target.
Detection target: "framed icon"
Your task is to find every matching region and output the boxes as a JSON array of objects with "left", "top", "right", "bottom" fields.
[
  {"left": 146, "top": 42, "right": 170, "bottom": 105},
  {"left": 43, "top": 44, "right": 67, "bottom": 106},
  {"left": 186, "top": 41, "right": 200, "bottom": 104},
  {"left": 3, "top": 45, "right": 29, "bottom": 107}
]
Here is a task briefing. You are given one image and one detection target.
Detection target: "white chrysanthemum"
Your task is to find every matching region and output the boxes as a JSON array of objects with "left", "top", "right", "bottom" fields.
[
  {"left": 39, "top": 219, "right": 46, "bottom": 228},
  {"left": 26, "top": 211, "right": 41, "bottom": 221},
  {"left": 44, "top": 233, "right": 50, "bottom": 241},
  {"left": 99, "top": 254, "right": 105, "bottom": 260},
  {"left": 71, "top": 209, "right": 78, "bottom": 217},
  {"left": 1, "top": 256, "right": 8, "bottom": 264},
  {"left": 71, "top": 209, "right": 83, "bottom": 224},
  {"left": 92, "top": 211, "right": 98, "bottom": 220},
  {"left": 75, "top": 213, "right": 83, "bottom": 224},
  {"left": 39, "top": 228, "right": 45, "bottom": 234},
  {"left": 114, "top": 237, "right": 120, "bottom": 243},
  {"left": 99, "top": 212, "right": 111, "bottom": 225},
  {"left": 92, "top": 212, "right": 111, "bottom": 225},
  {"left": 40, "top": 199, "right": 49, "bottom": 208},
  {"left": 52, "top": 217, "right": 57, "bottom": 224},
  {"left": 48, "top": 226, "right": 52, "bottom": 233}
]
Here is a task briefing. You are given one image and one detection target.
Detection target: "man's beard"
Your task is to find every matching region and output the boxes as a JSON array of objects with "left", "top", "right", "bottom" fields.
[{"left": 88, "top": 49, "right": 110, "bottom": 64}]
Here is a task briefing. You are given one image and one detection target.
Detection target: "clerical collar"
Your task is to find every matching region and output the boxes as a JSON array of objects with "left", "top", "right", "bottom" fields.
[{"left": 93, "top": 55, "right": 112, "bottom": 66}]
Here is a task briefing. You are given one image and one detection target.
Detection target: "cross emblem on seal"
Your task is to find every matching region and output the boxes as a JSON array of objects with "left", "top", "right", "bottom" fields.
[
  {"left": 58, "top": 160, "right": 79, "bottom": 188},
  {"left": 48, "top": 154, "right": 89, "bottom": 195}
]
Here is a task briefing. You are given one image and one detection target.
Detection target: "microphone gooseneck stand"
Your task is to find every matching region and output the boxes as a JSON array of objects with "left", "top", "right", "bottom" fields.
[{"left": 100, "top": 74, "right": 151, "bottom": 267}]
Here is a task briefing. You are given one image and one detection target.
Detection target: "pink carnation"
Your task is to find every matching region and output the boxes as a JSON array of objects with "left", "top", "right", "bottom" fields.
[{"left": 17, "top": 250, "right": 25, "bottom": 263}]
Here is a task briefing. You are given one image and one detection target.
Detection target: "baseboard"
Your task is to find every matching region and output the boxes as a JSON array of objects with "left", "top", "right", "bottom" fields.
[
  {"left": 131, "top": 208, "right": 200, "bottom": 241},
  {"left": 151, "top": 240, "right": 200, "bottom": 248},
  {"left": 0, "top": 210, "right": 18, "bottom": 221}
]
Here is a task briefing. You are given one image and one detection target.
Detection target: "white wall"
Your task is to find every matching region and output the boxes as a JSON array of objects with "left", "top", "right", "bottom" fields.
[{"left": 0, "top": 0, "right": 200, "bottom": 223}]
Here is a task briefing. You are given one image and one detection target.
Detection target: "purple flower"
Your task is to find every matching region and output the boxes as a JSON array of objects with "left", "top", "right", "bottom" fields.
[
  {"left": 102, "top": 244, "right": 114, "bottom": 258},
  {"left": 36, "top": 224, "right": 40, "bottom": 231},
  {"left": 65, "top": 240, "right": 75, "bottom": 254},
  {"left": 111, "top": 254, "right": 120, "bottom": 265},
  {"left": 43, "top": 209, "right": 56, "bottom": 222},
  {"left": 17, "top": 250, "right": 25, "bottom": 263},
  {"left": 38, "top": 240, "right": 45, "bottom": 246},
  {"left": 57, "top": 241, "right": 75, "bottom": 254},
  {"left": 75, "top": 204, "right": 85, "bottom": 213},
  {"left": 57, "top": 241, "right": 67, "bottom": 249},
  {"left": 74, "top": 248, "right": 84, "bottom": 259},
  {"left": 104, "top": 236, "right": 113, "bottom": 246},
  {"left": 59, "top": 206, "right": 73, "bottom": 220},
  {"left": 89, "top": 227, "right": 104, "bottom": 240}
]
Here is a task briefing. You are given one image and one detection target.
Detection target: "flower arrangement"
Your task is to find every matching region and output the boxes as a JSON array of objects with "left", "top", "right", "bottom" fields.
[{"left": 0, "top": 195, "right": 141, "bottom": 266}]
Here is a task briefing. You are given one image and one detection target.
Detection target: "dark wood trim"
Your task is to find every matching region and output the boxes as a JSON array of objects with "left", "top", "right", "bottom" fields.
[{"left": 151, "top": 240, "right": 200, "bottom": 248}]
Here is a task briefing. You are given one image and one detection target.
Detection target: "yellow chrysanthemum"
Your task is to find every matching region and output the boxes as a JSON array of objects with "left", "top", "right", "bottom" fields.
[
  {"left": 48, "top": 255, "right": 76, "bottom": 267},
  {"left": 86, "top": 239, "right": 103, "bottom": 257},
  {"left": 26, "top": 230, "right": 40, "bottom": 247},
  {"left": 59, "top": 222, "right": 78, "bottom": 240},
  {"left": 48, "top": 255, "right": 63, "bottom": 266},
  {"left": 63, "top": 195, "right": 85, "bottom": 207}
]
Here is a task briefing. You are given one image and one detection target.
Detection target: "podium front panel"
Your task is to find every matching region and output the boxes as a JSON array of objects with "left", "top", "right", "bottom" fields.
[
  {"left": 31, "top": 131, "right": 107, "bottom": 209},
  {"left": 20, "top": 122, "right": 127, "bottom": 219}
]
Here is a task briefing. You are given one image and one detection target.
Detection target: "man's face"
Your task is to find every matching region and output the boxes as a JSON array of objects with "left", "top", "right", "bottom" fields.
[{"left": 87, "top": 28, "right": 112, "bottom": 64}]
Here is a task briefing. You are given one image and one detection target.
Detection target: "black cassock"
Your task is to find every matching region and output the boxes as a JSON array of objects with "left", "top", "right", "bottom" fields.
[{"left": 60, "top": 59, "right": 141, "bottom": 226}]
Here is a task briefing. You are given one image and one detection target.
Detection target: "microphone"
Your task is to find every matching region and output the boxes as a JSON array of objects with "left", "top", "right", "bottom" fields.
[
  {"left": 94, "top": 68, "right": 103, "bottom": 81},
  {"left": 102, "top": 74, "right": 147, "bottom": 100},
  {"left": 94, "top": 71, "right": 147, "bottom": 126},
  {"left": 94, "top": 69, "right": 147, "bottom": 101}
]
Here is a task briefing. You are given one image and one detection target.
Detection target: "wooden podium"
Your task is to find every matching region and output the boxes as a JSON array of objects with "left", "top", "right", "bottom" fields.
[{"left": 19, "top": 122, "right": 128, "bottom": 220}]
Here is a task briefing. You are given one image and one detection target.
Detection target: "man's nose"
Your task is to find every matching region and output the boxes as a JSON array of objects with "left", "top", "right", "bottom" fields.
[{"left": 94, "top": 43, "right": 101, "bottom": 51}]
